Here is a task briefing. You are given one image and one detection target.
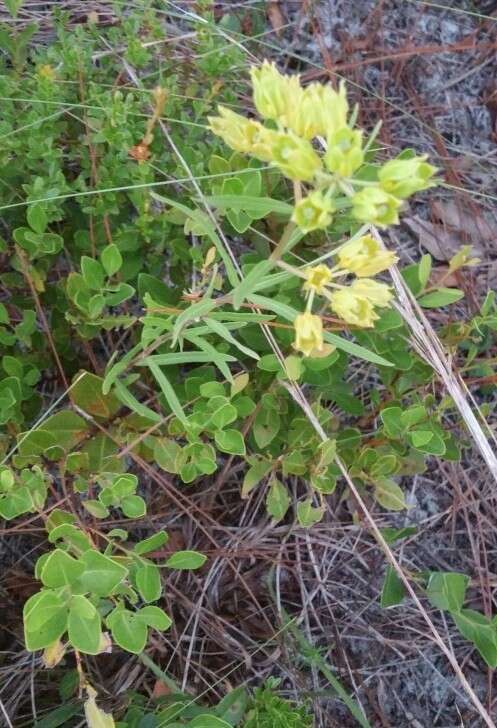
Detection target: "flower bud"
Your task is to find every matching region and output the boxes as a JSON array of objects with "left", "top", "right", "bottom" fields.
[
  {"left": 351, "top": 187, "right": 401, "bottom": 227},
  {"left": 349, "top": 278, "right": 392, "bottom": 307},
  {"left": 250, "top": 61, "right": 302, "bottom": 123},
  {"left": 272, "top": 132, "right": 322, "bottom": 181},
  {"left": 378, "top": 155, "right": 437, "bottom": 198},
  {"left": 293, "top": 312, "right": 325, "bottom": 357},
  {"left": 324, "top": 127, "right": 364, "bottom": 177},
  {"left": 292, "top": 191, "right": 334, "bottom": 233},
  {"left": 337, "top": 235, "right": 397, "bottom": 277},
  {"left": 303, "top": 264, "right": 333, "bottom": 294},
  {"left": 329, "top": 288, "right": 379, "bottom": 328},
  {"left": 287, "top": 81, "right": 349, "bottom": 139},
  {"left": 208, "top": 106, "right": 263, "bottom": 155}
]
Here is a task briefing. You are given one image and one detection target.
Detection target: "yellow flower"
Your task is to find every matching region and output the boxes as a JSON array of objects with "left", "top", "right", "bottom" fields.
[
  {"left": 329, "top": 288, "right": 379, "bottom": 328},
  {"left": 208, "top": 107, "right": 279, "bottom": 162},
  {"left": 293, "top": 312, "right": 325, "bottom": 357},
  {"left": 272, "top": 132, "right": 322, "bottom": 181},
  {"left": 324, "top": 127, "right": 364, "bottom": 177},
  {"left": 349, "top": 278, "right": 392, "bottom": 307},
  {"left": 287, "top": 81, "right": 349, "bottom": 139},
  {"left": 250, "top": 60, "right": 302, "bottom": 123},
  {"left": 303, "top": 264, "right": 333, "bottom": 294},
  {"left": 337, "top": 235, "right": 397, "bottom": 277},
  {"left": 37, "top": 64, "right": 56, "bottom": 81},
  {"left": 379, "top": 155, "right": 437, "bottom": 199},
  {"left": 351, "top": 187, "right": 401, "bottom": 227},
  {"left": 292, "top": 190, "right": 334, "bottom": 233},
  {"left": 208, "top": 106, "right": 263, "bottom": 155}
]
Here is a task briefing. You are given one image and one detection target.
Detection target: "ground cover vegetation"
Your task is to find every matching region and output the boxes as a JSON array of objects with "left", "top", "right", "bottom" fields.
[{"left": 1, "top": 1, "right": 497, "bottom": 726}]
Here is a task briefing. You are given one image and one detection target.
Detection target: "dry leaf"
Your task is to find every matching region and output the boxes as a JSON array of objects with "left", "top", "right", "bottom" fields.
[
  {"left": 267, "top": 1, "right": 286, "bottom": 36},
  {"left": 84, "top": 685, "right": 115, "bottom": 728},
  {"left": 152, "top": 680, "right": 172, "bottom": 699},
  {"left": 428, "top": 265, "right": 459, "bottom": 288},
  {"left": 42, "top": 639, "right": 66, "bottom": 668},
  {"left": 432, "top": 200, "right": 491, "bottom": 249},
  {"left": 128, "top": 142, "right": 150, "bottom": 162},
  {"left": 404, "top": 216, "right": 462, "bottom": 261}
]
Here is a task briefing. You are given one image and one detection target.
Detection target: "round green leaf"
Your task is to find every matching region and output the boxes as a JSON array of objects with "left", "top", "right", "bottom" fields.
[{"left": 164, "top": 551, "right": 207, "bottom": 570}]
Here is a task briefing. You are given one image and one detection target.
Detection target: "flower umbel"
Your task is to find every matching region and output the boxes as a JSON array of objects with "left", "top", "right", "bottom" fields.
[
  {"left": 337, "top": 235, "right": 398, "bottom": 277},
  {"left": 293, "top": 312, "right": 325, "bottom": 357},
  {"left": 292, "top": 190, "right": 334, "bottom": 233}
]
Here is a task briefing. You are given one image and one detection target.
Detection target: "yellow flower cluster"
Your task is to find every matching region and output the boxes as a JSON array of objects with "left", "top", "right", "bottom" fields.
[
  {"left": 208, "top": 61, "right": 437, "bottom": 357},
  {"left": 209, "top": 60, "right": 437, "bottom": 233},
  {"left": 293, "top": 235, "right": 398, "bottom": 356}
]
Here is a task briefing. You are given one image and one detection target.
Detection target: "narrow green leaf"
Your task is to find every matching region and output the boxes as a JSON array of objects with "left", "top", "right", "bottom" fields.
[
  {"left": 204, "top": 317, "right": 259, "bottom": 360},
  {"left": 151, "top": 193, "right": 239, "bottom": 286},
  {"left": 203, "top": 194, "right": 293, "bottom": 218},
  {"left": 133, "top": 531, "right": 168, "bottom": 556},
  {"left": 233, "top": 260, "right": 275, "bottom": 310},
  {"left": 142, "top": 351, "right": 236, "bottom": 366},
  {"left": 147, "top": 361, "right": 187, "bottom": 426},
  {"left": 113, "top": 380, "right": 161, "bottom": 423},
  {"left": 249, "top": 294, "right": 393, "bottom": 366}
]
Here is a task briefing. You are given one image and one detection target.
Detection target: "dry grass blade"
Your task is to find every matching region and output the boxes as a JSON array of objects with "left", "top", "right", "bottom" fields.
[
  {"left": 372, "top": 227, "right": 497, "bottom": 487},
  {"left": 281, "top": 382, "right": 496, "bottom": 728}
]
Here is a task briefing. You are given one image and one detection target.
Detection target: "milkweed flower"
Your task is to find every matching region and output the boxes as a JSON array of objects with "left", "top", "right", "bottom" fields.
[
  {"left": 272, "top": 132, "right": 322, "bottom": 181},
  {"left": 329, "top": 288, "right": 379, "bottom": 328},
  {"left": 292, "top": 190, "right": 334, "bottom": 233},
  {"left": 324, "top": 127, "right": 364, "bottom": 177},
  {"left": 303, "top": 264, "right": 333, "bottom": 294},
  {"left": 379, "top": 155, "right": 437, "bottom": 199},
  {"left": 349, "top": 278, "right": 393, "bottom": 307},
  {"left": 288, "top": 81, "right": 349, "bottom": 140},
  {"left": 337, "top": 235, "right": 397, "bottom": 277},
  {"left": 208, "top": 106, "right": 264, "bottom": 155},
  {"left": 293, "top": 312, "right": 325, "bottom": 357},
  {"left": 250, "top": 60, "right": 302, "bottom": 124},
  {"left": 351, "top": 187, "right": 401, "bottom": 227}
]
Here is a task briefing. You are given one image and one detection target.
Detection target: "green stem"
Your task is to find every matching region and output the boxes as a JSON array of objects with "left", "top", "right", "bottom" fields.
[{"left": 269, "top": 221, "right": 297, "bottom": 262}]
